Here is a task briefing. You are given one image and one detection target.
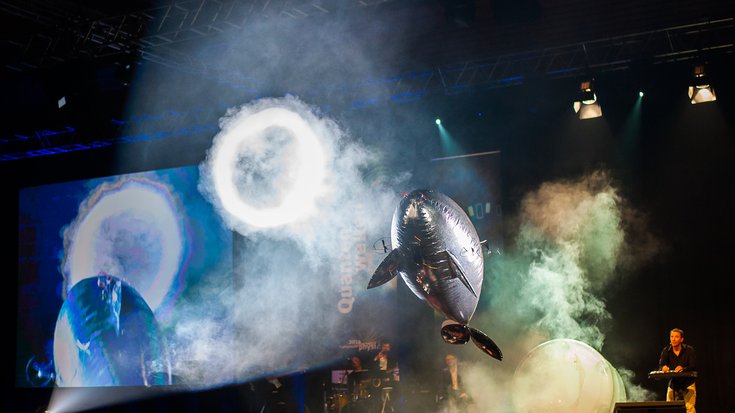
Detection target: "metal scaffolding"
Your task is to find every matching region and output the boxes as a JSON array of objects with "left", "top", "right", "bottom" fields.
[
  {"left": 2, "top": 0, "right": 394, "bottom": 72},
  {"left": 349, "top": 17, "right": 733, "bottom": 105}
]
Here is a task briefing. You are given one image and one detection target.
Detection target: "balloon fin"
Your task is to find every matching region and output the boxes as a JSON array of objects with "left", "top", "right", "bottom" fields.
[
  {"left": 445, "top": 250, "right": 478, "bottom": 298},
  {"left": 368, "top": 248, "right": 401, "bottom": 289},
  {"left": 469, "top": 327, "right": 503, "bottom": 361}
]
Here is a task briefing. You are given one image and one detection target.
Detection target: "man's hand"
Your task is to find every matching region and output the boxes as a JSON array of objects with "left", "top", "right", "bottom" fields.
[
  {"left": 674, "top": 365, "right": 684, "bottom": 373},
  {"left": 661, "top": 366, "right": 670, "bottom": 372}
]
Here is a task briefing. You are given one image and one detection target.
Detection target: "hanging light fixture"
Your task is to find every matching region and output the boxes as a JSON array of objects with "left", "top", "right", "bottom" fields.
[
  {"left": 688, "top": 64, "right": 716, "bottom": 104},
  {"left": 573, "top": 80, "right": 602, "bottom": 119}
]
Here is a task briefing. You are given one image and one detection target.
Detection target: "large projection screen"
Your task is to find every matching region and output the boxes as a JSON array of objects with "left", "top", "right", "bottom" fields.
[{"left": 16, "top": 166, "right": 232, "bottom": 388}]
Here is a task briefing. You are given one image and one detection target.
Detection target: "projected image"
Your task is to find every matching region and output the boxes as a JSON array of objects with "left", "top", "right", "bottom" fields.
[
  {"left": 17, "top": 166, "right": 232, "bottom": 387},
  {"left": 53, "top": 275, "right": 171, "bottom": 387}
]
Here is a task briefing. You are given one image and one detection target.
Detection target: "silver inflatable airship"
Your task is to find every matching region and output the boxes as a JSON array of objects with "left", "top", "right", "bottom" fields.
[{"left": 368, "top": 189, "right": 503, "bottom": 360}]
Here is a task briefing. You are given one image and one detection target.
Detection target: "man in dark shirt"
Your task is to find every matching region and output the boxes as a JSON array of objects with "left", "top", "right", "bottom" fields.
[
  {"left": 437, "top": 353, "right": 471, "bottom": 413},
  {"left": 371, "top": 341, "right": 399, "bottom": 412},
  {"left": 658, "top": 328, "right": 697, "bottom": 413}
]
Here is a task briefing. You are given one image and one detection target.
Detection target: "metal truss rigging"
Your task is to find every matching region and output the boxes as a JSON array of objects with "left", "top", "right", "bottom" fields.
[
  {"left": 3, "top": 0, "right": 732, "bottom": 94},
  {"left": 347, "top": 17, "right": 733, "bottom": 105},
  {"left": 2, "top": 0, "right": 395, "bottom": 72}
]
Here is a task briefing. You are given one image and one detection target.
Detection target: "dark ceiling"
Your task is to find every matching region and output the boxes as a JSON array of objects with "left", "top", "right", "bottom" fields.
[{"left": 1, "top": 0, "right": 733, "bottom": 158}]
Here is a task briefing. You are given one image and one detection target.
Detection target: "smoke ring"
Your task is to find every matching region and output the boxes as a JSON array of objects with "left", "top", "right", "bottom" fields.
[{"left": 211, "top": 106, "right": 327, "bottom": 228}]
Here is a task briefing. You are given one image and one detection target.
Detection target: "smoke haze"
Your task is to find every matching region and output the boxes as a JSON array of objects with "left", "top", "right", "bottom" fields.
[
  {"left": 445, "top": 171, "right": 659, "bottom": 411},
  {"left": 120, "top": 4, "right": 426, "bottom": 388},
  {"left": 163, "top": 95, "right": 407, "bottom": 386},
  {"left": 118, "top": 5, "right": 662, "bottom": 407}
]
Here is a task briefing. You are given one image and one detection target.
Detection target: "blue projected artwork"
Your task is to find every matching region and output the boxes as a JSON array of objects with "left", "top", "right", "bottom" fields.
[
  {"left": 54, "top": 275, "right": 171, "bottom": 386},
  {"left": 16, "top": 166, "right": 232, "bottom": 387}
]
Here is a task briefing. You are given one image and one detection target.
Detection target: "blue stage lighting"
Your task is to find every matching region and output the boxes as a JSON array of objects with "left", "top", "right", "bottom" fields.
[{"left": 435, "top": 118, "right": 441, "bottom": 125}]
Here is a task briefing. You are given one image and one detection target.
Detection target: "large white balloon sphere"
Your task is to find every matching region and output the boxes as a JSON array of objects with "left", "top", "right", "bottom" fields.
[{"left": 512, "top": 338, "right": 625, "bottom": 413}]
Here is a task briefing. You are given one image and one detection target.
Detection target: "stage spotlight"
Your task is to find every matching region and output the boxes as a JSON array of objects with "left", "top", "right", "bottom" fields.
[
  {"left": 435, "top": 118, "right": 442, "bottom": 125},
  {"left": 639, "top": 91, "right": 644, "bottom": 98},
  {"left": 688, "top": 64, "right": 716, "bottom": 104},
  {"left": 573, "top": 80, "right": 602, "bottom": 120}
]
